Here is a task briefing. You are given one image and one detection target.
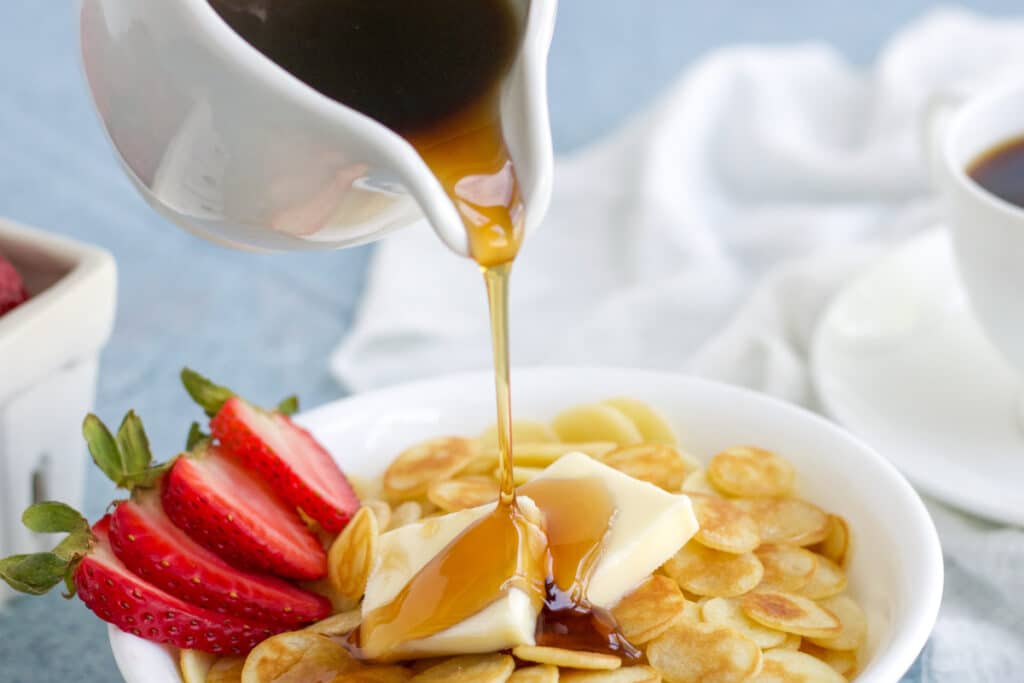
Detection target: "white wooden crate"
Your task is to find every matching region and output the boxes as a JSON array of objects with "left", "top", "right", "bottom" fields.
[{"left": 0, "top": 218, "right": 116, "bottom": 603}]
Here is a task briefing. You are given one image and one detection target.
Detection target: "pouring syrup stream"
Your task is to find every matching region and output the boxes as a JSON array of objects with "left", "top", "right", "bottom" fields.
[{"left": 362, "top": 95, "right": 639, "bottom": 662}]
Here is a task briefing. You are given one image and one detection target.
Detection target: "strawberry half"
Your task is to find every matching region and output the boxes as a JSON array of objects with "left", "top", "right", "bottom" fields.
[
  {"left": 213, "top": 397, "right": 360, "bottom": 533},
  {"left": 109, "top": 490, "right": 331, "bottom": 625},
  {"left": 162, "top": 444, "right": 327, "bottom": 580},
  {"left": 0, "top": 505, "right": 283, "bottom": 655},
  {"left": 182, "top": 369, "right": 360, "bottom": 533}
]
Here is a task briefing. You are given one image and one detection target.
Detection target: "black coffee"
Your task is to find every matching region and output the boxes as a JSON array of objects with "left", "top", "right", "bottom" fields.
[
  {"left": 968, "top": 135, "right": 1024, "bottom": 209},
  {"left": 208, "top": 0, "right": 522, "bottom": 136}
]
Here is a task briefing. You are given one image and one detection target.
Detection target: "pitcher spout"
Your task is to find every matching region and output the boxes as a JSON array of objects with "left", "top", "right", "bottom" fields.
[{"left": 384, "top": 0, "right": 557, "bottom": 258}]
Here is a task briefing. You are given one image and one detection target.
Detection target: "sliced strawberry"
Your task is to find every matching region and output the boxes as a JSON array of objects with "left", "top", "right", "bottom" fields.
[
  {"left": 212, "top": 397, "right": 359, "bottom": 533},
  {"left": 2, "top": 409, "right": 333, "bottom": 657},
  {"left": 181, "top": 369, "right": 359, "bottom": 533},
  {"left": 162, "top": 444, "right": 327, "bottom": 580},
  {"left": 0, "top": 251, "right": 29, "bottom": 316},
  {"left": 0, "top": 505, "right": 283, "bottom": 655},
  {"left": 78, "top": 517, "right": 284, "bottom": 654},
  {"left": 80, "top": 408, "right": 326, "bottom": 580},
  {"left": 109, "top": 490, "right": 331, "bottom": 625}
]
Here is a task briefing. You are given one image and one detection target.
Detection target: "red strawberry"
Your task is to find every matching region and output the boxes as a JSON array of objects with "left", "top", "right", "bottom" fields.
[
  {"left": 0, "top": 251, "right": 29, "bottom": 315},
  {"left": 0, "top": 505, "right": 283, "bottom": 655},
  {"left": 109, "top": 490, "right": 331, "bottom": 625},
  {"left": 79, "top": 409, "right": 325, "bottom": 581},
  {"left": 162, "top": 444, "right": 327, "bottom": 580},
  {"left": 213, "top": 398, "right": 360, "bottom": 533},
  {"left": 182, "top": 369, "right": 360, "bottom": 533}
]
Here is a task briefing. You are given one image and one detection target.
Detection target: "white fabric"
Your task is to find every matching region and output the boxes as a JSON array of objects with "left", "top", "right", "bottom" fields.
[{"left": 332, "top": 9, "right": 1024, "bottom": 679}]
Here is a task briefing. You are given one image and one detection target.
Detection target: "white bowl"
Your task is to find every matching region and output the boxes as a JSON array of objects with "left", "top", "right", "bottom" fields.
[
  {"left": 0, "top": 218, "right": 116, "bottom": 605},
  {"left": 110, "top": 368, "right": 943, "bottom": 683}
]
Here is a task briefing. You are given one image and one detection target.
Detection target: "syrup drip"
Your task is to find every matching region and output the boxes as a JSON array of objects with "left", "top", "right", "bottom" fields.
[
  {"left": 535, "top": 582, "right": 642, "bottom": 660},
  {"left": 520, "top": 478, "right": 641, "bottom": 661}
]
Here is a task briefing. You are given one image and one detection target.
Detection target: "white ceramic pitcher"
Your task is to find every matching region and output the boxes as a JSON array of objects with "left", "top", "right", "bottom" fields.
[{"left": 79, "top": 0, "right": 556, "bottom": 256}]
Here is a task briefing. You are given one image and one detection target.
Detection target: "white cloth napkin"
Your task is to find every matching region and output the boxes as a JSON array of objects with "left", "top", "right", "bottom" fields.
[{"left": 332, "top": 9, "right": 1024, "bottom": 680}]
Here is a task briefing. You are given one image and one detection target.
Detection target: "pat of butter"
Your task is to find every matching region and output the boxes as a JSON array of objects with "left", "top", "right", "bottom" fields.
[
  {"left": 360, "top": 453, "right": 698, "bottom": 659},
  {"left": 360, "top": 497, "right": 544, "bottom": 660},
  {"left": 531, "top": 452, "right": 698, "bottom": 608}
]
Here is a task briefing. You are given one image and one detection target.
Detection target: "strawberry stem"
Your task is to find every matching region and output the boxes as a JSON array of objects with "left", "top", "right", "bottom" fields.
[
  {"left": 115, "top": 411, "right": 153, "bottom": 473},
  {"left": 0, "top": 502, "right": 95, "bottom": 598},
  {"left": 0, "top": 553, "right": 68, "bottom": 595},
  {"left": 276, "top": 395, "right": 299, "bottom": 416},
  {"left": 182, "top": 367, "right": 300, "bottom": 418},
  {"left": 22, "top": 501, "right": 89, "bottom": 534},
  {"left": 83, "top": 413, "right": 169, "bottom": 490},
  {"left": 82, "top": 414, "right": 123, "bottom": 484},
  {"left": 186, "top": 421, "right": 209, "bottom": 450},
  {"left": 181, "top": 368, "right": 236, "bottom": 417}
]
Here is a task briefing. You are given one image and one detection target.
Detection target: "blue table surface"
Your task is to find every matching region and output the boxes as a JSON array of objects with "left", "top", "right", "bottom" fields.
[{"left": 1, "top": 1, "right": 1018, "bottom": 680}]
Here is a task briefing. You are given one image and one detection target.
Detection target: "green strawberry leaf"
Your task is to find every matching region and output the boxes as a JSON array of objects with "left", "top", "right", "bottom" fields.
[
  {"left": 21, "top": 502, "right": 93, "bottom": 568},
  {"left": 82, "top": 414, "right": 125, "bottom": 486},
  {"left": 22, "top": 502, "right": 89, "bottom": 535},
  {"left": 0, "top": 555, "right": 39, "bottom": 593},
  {"left": 181, "top": 368, "right": 235, "bottom": 417},
  {"left": 125, "top": 460, "right": 174, "bottom": 490},
  {"left": 116, "top": 411, "right": 153, "bottom": 475},
  {"left": 4, "top": 503, "right": 95, "bottom": 598},
  {"left": 182, "top": 368, "right": 301, "bottom": 418},
  {"left": 52, "top": 528, "right": 93, "bottom": 564},
  {"left": 84, "top": 413, "right": 165, "bottom": 490},
  {"left": 276, "top": 395, "right": 299, "bottom": 416},
  {"left": 0, "top": 553, "right": 68, "bottom": 596},
  {"left": 186, "top": 422, "right": 208, "bottom": 450}
]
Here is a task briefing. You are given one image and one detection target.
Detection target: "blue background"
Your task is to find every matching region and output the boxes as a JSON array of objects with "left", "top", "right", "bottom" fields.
[{"left": 0, "top": 2, "right": 1018, "bottom": 680}]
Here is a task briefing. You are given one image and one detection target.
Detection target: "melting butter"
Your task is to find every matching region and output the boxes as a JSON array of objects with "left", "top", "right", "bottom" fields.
[{"left": 359, "top": 454, "right": 698, "bottom": 661}]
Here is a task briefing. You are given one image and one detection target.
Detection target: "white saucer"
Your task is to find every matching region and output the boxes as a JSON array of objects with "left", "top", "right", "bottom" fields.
[{"left": 812, "top": 227, "right": 1024, "bottom": 526}]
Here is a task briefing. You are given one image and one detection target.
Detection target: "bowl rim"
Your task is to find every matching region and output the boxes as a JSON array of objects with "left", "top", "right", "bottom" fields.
[{"left": 110, "top": 366, "right": 944, "bottom": 683}]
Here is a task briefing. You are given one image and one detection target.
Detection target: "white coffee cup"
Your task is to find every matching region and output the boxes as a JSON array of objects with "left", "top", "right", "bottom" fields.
[{"left": 930, "top": 81, "right": 1024, "bottom": 379}]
